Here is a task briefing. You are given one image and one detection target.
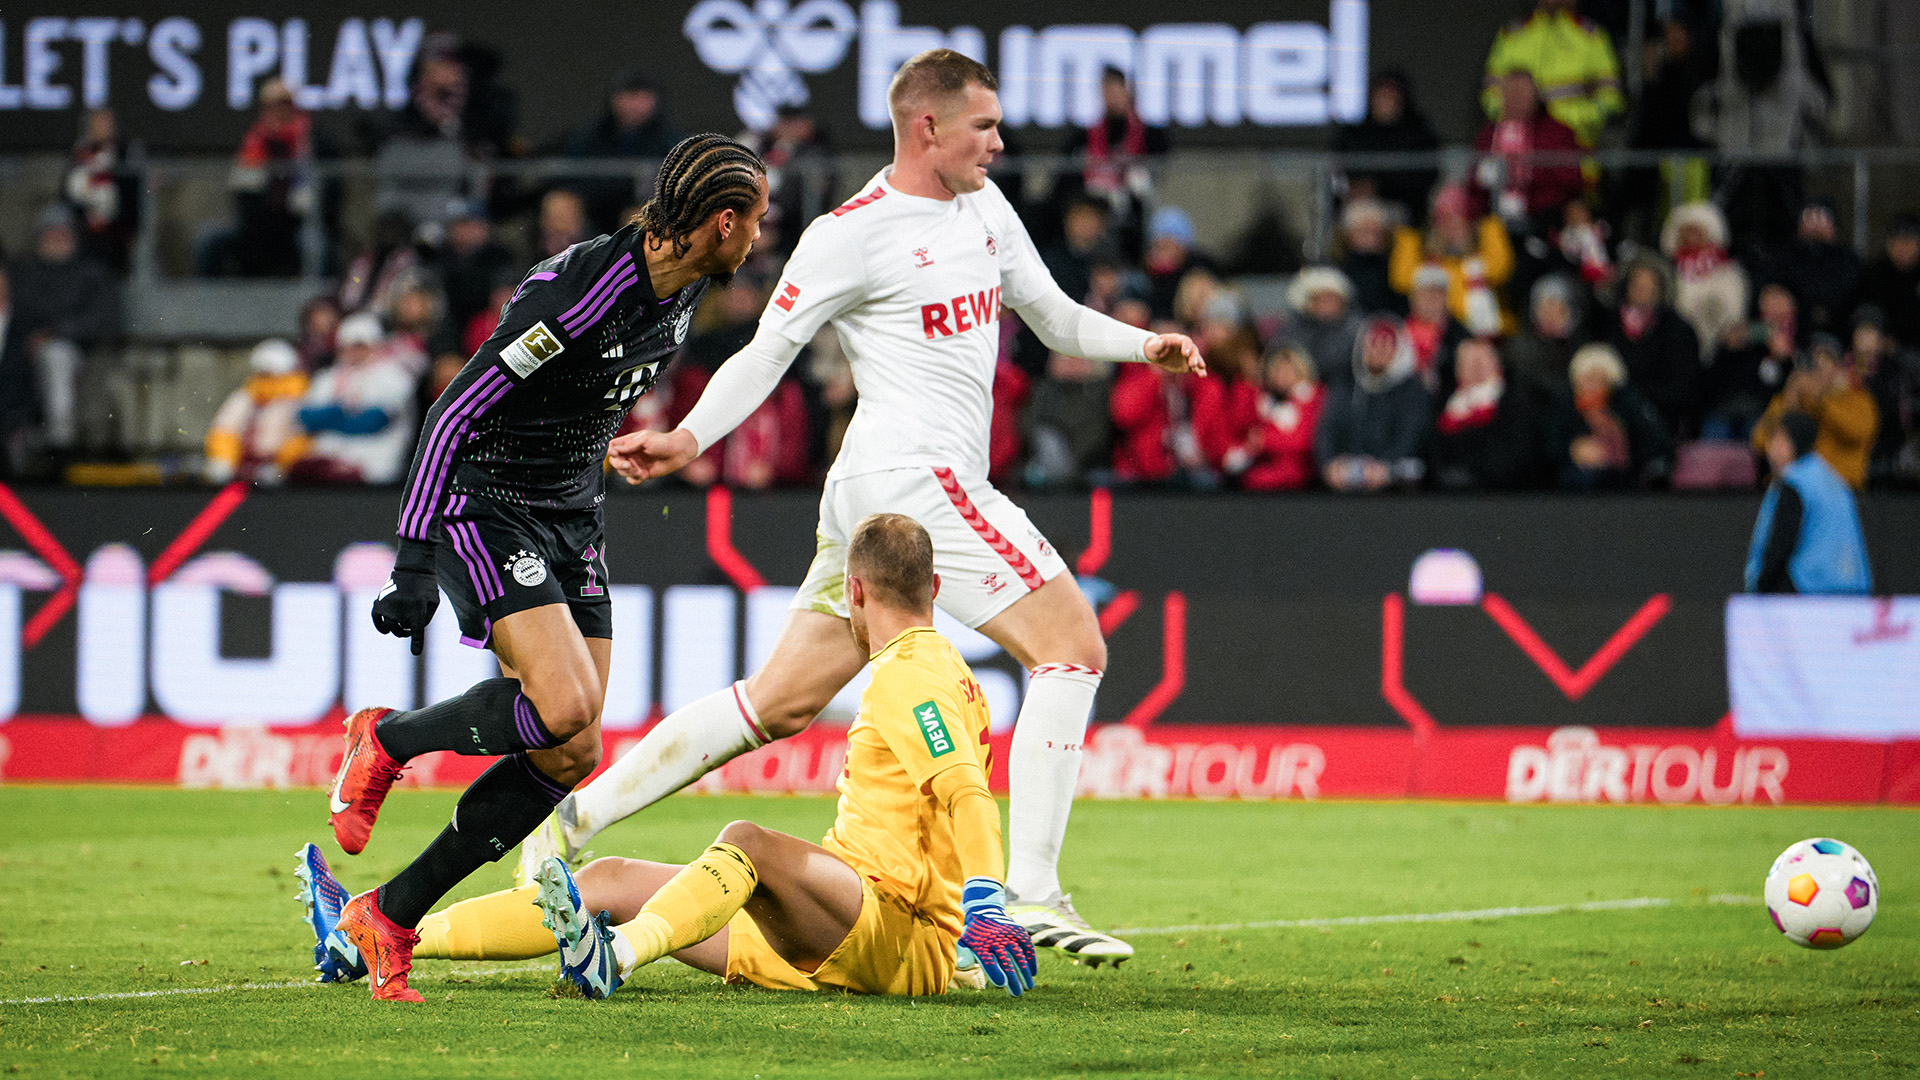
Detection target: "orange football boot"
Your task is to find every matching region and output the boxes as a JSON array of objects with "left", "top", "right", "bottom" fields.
[
  {"left": 329, "top": 891, "right": 424, "bottom": 1003},
  {"left": 328, "top": 707, "right": 404, "bottom": 855}
]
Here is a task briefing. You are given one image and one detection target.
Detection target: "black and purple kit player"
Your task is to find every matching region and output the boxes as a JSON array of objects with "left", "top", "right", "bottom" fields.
[{"left": 303, "top": 134, "right": 770, "bottom": 1002}]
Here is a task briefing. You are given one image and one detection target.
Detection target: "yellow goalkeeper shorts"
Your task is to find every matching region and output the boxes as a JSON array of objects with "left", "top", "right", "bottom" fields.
[{"left": 724, "top": 878, "right": 956, "bottom": 996}]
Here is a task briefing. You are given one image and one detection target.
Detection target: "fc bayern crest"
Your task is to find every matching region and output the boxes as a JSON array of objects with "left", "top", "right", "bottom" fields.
[
  {"left": 673, "top": 305, "right": 695, "bottom": 345},
  {"left": 506, "top": 550, "right": 548, "bottom": 587}
]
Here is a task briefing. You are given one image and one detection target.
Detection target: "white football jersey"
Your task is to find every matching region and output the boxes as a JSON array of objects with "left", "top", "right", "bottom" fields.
[{"left": 760, "top": 169, "right": 1065, "bottom": 481}]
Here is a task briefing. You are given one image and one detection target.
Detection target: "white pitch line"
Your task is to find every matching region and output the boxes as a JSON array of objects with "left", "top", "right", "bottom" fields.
[
  {"left": 4, "top": 896, "right": 1765, "bottom": 1007},
  {"left": 1109, "top": 894, "right": 1759, "bottom": 937}
]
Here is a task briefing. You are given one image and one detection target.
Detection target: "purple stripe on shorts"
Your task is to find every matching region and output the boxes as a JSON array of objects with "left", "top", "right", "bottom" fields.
[
  {"left": 558, "top": 252, "right": 633, "bottom": 326},
  {"left": 459, "top": 616, "right": 491, "bottom": 649},
  {"left": 514, "top": 693, "right": 554, "bottom": 748},
  {"left": 455, "top": 521, "right": 504, "bottom": 599},
  {"left": 562, "top": 264, "right": 638, "bottom": 336},
  {"left": 514, "top": 753, "right": 571, "bottom": 802},
  {"left": 446, "top": 518, "right": 496, "bottom": 604},
  {"left": 512, "top": 270, "right": 557, "bottom": 302},
  {"left": 399, "top": 369, "right": 510, "bottom": 539}
]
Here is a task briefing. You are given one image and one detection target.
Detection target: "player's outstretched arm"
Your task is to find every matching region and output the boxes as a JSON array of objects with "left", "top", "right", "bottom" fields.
[
  {"left": 607, "top": 321, "right": 805, "bottom": 484},
  {"left": 932, "top": 766, "right": 1038, "bottom": 997}
]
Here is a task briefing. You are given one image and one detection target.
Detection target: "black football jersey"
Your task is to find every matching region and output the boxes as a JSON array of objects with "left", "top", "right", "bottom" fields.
[{"left": 396, "top": 225, "right": 708, "bottom": 542}]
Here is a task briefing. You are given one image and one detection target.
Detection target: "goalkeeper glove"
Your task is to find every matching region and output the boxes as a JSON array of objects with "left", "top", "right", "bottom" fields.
[
  {"left": 371, "top": 539, "right": 439, "bottom": 655},
  {"left": 957, "top": 877, "right": 1036, "bottom": 997}
]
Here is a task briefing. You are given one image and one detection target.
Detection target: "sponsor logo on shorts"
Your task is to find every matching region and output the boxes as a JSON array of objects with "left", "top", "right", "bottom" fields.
[
  {"left": 1031, "top": 529, "right": 1055, "bottom": 558},
  {"left": 507, "top": 550, "right": 548, "bottom": 587},
  {"left": 981, "top": 571, "right": 1007, "bottom": 595},
  {"left": 500, "top": 321, "right": 565, "bottom": 378},
  {"left": 915, "top": 700, "right": 955, "bottom": 758}
]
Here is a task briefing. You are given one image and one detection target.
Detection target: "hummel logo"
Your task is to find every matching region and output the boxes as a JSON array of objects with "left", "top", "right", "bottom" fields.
[{"left": 913, "top": 247, "right": 933, "bottom": 268}]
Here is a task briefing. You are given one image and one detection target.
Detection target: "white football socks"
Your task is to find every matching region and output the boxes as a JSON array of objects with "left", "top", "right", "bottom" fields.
[
  {"left": 562, "top": 682, "right": 770, "bottom": 848},
  {"left": 1006, "top": 664, "right": 1103, "bottom": 904}
]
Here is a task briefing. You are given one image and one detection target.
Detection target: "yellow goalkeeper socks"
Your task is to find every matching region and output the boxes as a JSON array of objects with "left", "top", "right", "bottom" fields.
[
  {"left": 414, "top": 885, "right": 556, "bottom": 961},
  {"left": 613, "top": 842, "right": 758, "bottom": 974}
]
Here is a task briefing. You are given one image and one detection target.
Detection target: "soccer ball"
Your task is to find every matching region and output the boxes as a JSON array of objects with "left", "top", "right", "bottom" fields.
[{"left": 1763, "top": 838, "right": 1877, "bottom": 949}]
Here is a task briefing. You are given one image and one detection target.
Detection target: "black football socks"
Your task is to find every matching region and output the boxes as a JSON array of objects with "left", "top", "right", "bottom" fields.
[
  {"left": 374, "top": 678, "right": 567, "bottom": 761},
  {"left": 376, "top": 754, "right": 571, "bottom": 928}
]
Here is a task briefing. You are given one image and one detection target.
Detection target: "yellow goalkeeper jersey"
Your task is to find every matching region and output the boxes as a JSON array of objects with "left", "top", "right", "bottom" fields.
[{"left": 821, "top": 626, "right": 994, "bottom": 940}]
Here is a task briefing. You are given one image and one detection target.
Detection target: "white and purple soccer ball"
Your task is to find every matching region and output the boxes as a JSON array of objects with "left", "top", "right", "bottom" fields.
[{"left": 1764, "top": 838, "right": 1878, "bottom": 949}]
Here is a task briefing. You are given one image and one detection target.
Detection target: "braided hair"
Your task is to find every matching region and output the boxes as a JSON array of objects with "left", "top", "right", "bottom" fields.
[{"left": 633, "top": 133, "right": 767, "bottom": 259}]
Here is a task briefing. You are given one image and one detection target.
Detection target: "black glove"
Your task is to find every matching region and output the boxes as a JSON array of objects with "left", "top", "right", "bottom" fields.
[{"left": 371, "top": 539, "right": 440, "bottom": 655}]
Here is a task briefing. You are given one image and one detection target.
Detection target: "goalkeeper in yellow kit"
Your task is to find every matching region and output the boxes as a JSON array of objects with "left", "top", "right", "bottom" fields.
[{"left": 299, "top": 512, "right": 1038, "bottom": 999}]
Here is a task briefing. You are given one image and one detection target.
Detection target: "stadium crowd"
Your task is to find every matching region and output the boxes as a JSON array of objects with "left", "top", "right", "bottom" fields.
[{"left": 2, "top": 3, "right": 1916, "bottom": 493}]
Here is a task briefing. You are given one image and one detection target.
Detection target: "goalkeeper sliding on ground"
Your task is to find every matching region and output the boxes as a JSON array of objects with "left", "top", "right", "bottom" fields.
[{"left": 298, "top": 511, "right": 1037, "bottom": 999}]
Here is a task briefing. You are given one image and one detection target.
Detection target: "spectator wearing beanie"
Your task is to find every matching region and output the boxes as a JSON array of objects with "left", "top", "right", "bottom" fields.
[
  {"left": 1142, "top": 207, "right": 1211, "bottom": 322},
  {"left": 1661, "top": 201, "right": 1749, "bottom": 361},
  {"left": 1751, "top": 332, "right": 1877, "bottom": 490},
  {"left": 1404, "top": 263, "right": 1470, "bottom": 396},
  {"left": 204, "top": 339, "right": 310, "bottom": 485},
  {"left": 1600, "top": 253, "right": 1701, "bottom": 437},
  {"left": 1747, "top": 411, "right": 1871, "bottom": 595},
  {"left": 1550, "top": 342, "right": 1672, "bottom": 489},
  {"left": 1430, "top": 337, "right": 1543, "bottom": 490},
  {"left": 1504, "top": 274, "right": 1587, "bottom": 406},
  {"left": 1286, "top": 266, "right": 1363, "bottom": 388},
  {"left": 1316, "top": 317, "right": 1433, "bottom": 492},
  {"left": 288, "top": 312, "right": 417, "bottom": 485},
  {"left": 1337, "top": 199, "right": 1403, "bottom": 316},
  {"left": 1389, "top": 183, "right": 1513, "bottom": 336}
]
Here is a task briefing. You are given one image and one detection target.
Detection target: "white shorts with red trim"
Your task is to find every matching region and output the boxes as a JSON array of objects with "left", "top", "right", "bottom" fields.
[{"left": 792, "top": 466, "right": 1069, "bottom": 629}]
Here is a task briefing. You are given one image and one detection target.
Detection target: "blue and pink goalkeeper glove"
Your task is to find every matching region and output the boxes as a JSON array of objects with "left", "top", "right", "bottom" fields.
[{"left": 957, "top": 877, "right": 1037, "bottom": 997}]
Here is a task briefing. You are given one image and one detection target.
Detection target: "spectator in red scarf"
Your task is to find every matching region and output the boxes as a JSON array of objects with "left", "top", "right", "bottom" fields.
[
  {"left": 1430, "top": 337, "right": 1542, "bottom": 490},
  {"left": 1060, "top": 68, "right": 1170, "bottom": 260},
  {"left": 199, "top": 78, "right": 316, "bottom": 278},
  {"left": 1661, "top": 201, "right": 1747, "bottom": 360},
  {"left": 1405, "top": 265, "right": 1468, "bottom": 395},
  {"left": 1551, "top": 343, "right": 1672, "bottom": 489},
  {"left": 1472, "top": 71, "right": 1585, "bottom": 233},
  {"left": 1600, "top": 254, "right": 1702, "bottom": 436},
  {"left": 1236, "top": 346, "right": 1325, "bottom": 491}
]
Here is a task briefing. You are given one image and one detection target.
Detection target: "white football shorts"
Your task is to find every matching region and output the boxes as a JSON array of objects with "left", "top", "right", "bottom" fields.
[{"left": 792, "top": 466, "right": 1069, "bottom": 629}]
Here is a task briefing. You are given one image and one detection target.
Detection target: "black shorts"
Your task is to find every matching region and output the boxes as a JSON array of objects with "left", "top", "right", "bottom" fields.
[{"left": 437, "top": 494, "right": 612, "bottom": 647}]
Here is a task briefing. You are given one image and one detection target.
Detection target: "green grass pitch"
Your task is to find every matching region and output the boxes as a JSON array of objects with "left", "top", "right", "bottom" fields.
[{"left": 1, "top": 787, "right": 1916, "bottom": 1078}]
